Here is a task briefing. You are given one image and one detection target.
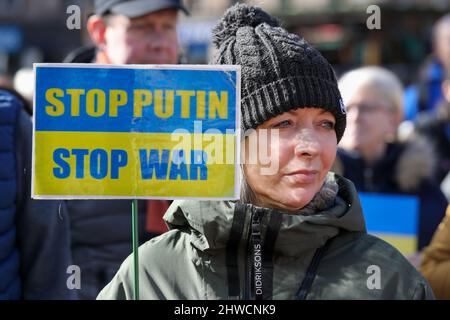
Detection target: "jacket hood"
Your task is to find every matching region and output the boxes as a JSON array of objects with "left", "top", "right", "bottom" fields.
[{"left": 163, "top": 173, "right": 366, "bottom": 256}]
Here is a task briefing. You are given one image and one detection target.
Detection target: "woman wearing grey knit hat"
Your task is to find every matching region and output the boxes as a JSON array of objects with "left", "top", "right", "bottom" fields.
[{"left": 98, "top": 4, "right": 434, "bottom": 300}]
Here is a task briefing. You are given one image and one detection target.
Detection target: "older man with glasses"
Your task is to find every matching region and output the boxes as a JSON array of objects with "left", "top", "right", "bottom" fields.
[{"left": 333, "top": 66, "right": 447, "bottom": 253}]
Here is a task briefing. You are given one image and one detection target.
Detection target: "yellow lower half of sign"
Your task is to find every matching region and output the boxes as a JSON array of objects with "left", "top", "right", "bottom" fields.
[
  {"left": 34, "top": 131, "right": 237, "bottom": 199},
  {"left": 371, "top": 232, "right": 417, "bottom": 256}
]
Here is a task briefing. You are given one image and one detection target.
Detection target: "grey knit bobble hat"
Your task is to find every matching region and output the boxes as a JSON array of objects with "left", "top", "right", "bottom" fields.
[{"left": 211, "top": 4, "right": 346, "bottom": 141}]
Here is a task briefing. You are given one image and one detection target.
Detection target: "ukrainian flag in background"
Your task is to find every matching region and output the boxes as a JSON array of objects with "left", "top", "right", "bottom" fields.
[{"left": 359, "top": 192, "right": 419, "bottom": 256}]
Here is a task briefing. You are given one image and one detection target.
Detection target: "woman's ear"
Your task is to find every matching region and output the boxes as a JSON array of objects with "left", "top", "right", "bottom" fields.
[{"left": 87, "top": 15, "right": 107, "bottom": 51}]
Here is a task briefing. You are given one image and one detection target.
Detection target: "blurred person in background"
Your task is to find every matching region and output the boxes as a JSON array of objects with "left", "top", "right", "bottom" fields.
[
  {"left": 64, "top": 0, "right": 187, "bottom": 65},
  {"left": 404, "top": 14, "right": 450, "bottom": 121},
  {"left": 0, "top": 88, "right": 73, "bottom": 299},
  {"left": 421, "top": 205, "right": 450, "bottom": 299},
  {"left": 62, "top": 0, "right": 188, "bottom": 299},
  {"left": 409, "top": 64, "right": 450, "bottom": 200},
  {"left": 334, "top": 66, "right": 448, "bottom": 252}
]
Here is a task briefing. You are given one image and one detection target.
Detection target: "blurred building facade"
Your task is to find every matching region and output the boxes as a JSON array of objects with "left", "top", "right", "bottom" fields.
[
  {"left": 1, "top": 0, "right": 450, "bottom": 83},
  {"left": 180, "top": 0, "right": 450, "bottom": 83},
  {"left": 0, "top": 0, "right": 92, "bottom": 75}
]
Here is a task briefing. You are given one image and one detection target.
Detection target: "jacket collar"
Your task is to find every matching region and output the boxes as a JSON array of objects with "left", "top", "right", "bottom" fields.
[{"left": 164, "top": 173, "right": 366, "bottom": 257}]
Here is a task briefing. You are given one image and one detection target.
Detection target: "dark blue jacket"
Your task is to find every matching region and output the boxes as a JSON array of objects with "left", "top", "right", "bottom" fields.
[
  {"left": 0, "top": 89, "right": 73, "bottom": 299},
  {"left": 404, "top": 58, "right": 444, "bottom": 121},
  {"left": 336, "top": 142, "right": 448, "bottom": 250},
  {"left": 413, "top": 108, "right": 450, "bottom": 185}
]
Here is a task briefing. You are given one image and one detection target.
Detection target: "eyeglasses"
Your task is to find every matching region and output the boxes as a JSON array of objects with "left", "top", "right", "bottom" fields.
[{"left": 345, "top": 102, "right": 394, "bottom": 114}]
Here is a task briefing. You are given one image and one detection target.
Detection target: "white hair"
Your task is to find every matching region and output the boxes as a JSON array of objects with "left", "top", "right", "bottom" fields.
[
  {"left": 338, "top": 66, "right": 404, "bottom": 121},
  {"left": 13, "top": 68, "right": 34, "bottom": 102}
]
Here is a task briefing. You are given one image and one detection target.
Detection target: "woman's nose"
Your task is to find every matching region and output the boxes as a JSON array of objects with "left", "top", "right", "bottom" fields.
[{"left": 294, "top": 133, "right": 320, "bottom": 158}]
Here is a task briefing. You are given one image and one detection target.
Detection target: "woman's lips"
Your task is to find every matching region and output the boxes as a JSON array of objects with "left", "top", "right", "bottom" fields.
[{"left": 285, "top": 170, "right": 318, "bottom": 184}]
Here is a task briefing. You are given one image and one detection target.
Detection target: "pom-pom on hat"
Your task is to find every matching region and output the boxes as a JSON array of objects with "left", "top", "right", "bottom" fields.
[{"left": 211, "top": 3, "right": 346, "bottom": 141}]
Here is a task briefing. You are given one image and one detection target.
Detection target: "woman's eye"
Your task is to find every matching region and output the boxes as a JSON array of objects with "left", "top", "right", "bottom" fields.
[
  {"left": 320, "top": 120, "right": 335, "bottom": 130},
  {"left": 272, "top": 120, "right": 293, "bottom": 128}
]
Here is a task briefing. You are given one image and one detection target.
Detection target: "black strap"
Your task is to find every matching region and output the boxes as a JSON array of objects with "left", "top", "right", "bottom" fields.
[
  {"left": 251, "top": 210, "right": 263, "bottom": 300},
  {"left": 226, "top": 203, "right": 246, "bottom": 298},
  {"left": 262, "top": 213, "right": 282, "bottom": 300},
  {"left": 296, "top": 237, "right": 333, "bottom": 300}
]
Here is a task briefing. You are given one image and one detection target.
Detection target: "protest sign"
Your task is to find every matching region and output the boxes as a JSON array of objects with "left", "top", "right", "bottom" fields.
[{"left": 32, "top": 64, "right": 240, "bottom": 200}]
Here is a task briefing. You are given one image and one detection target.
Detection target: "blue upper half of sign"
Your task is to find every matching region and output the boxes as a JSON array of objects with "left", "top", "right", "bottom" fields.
[
  {"left": 35, "top": 66, "right": 238, "bottom": 133},
  {"left": 359, "top": 192, "right": 419, "bottom": 236}
]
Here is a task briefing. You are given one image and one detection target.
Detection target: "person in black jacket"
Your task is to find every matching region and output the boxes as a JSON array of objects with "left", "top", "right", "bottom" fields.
[
  {"left": 411, "top": 66, "right": 450, "bottom": 194},
  {"left": 335, "top": 66, "right": 448, "bottom": 251},
  {"left": 0, "top": 88, "right": 73, "bottom": 299}
]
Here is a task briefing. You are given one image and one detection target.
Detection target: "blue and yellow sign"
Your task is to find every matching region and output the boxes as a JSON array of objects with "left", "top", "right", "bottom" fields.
[
  {"left": 360, "top": 192, "right": 419, "bottom": 256},
  {"left": 32, "top": 64, "right": 240, "bottom": 199}
]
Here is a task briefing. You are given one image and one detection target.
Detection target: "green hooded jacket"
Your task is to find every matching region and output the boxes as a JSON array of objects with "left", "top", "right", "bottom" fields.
[{"left": 97, "top": 175, "right": 434, "bottom": 300}]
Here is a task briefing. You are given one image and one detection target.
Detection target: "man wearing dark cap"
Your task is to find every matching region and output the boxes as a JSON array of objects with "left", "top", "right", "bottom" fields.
[
  {"left": 64, "top": 0, "right": 188, "bottom": 300},
  {"left": 66, "top": 0, "right": 188, "bottom": 64}
]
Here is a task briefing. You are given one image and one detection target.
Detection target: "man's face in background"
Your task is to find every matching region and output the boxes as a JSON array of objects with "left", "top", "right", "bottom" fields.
[{"left": 89, "top": 9, "right": 180, "bottom": 65}]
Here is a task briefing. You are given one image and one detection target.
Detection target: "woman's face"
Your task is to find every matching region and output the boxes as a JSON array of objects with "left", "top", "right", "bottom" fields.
[{"left": 243, "top": 107, "right": 337, "bottom": 212}]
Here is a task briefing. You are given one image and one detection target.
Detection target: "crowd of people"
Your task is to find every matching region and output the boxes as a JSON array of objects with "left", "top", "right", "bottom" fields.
[{"left": 1, "top": 0, "right": 450, "bottom": 300}]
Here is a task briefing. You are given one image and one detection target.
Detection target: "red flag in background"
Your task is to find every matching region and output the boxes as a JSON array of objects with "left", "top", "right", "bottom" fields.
[{"left": 146, "top": 200, "right": 171, "bottom": 234}]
